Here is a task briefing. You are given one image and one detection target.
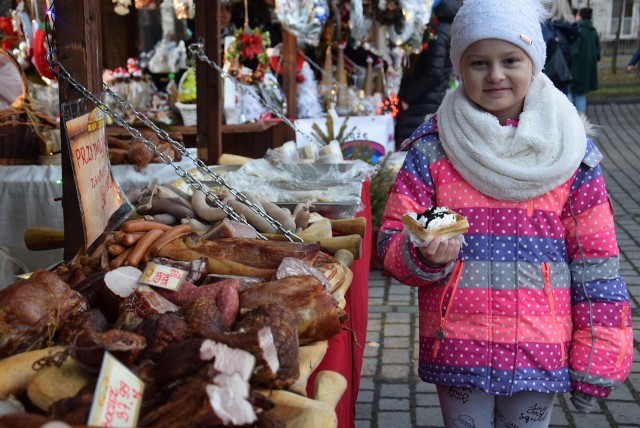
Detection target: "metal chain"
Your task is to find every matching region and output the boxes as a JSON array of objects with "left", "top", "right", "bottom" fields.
[
  {"left": 44, "top": 1, "right": 302, "bottom": 242},
  {"left": 188, "top": 42, "right": 318, "bottom": 146}
]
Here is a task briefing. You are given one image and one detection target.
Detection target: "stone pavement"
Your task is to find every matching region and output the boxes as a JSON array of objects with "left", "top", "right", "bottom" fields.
[{"left": 356, "top": 102, "right": 640, "bottom": 428}]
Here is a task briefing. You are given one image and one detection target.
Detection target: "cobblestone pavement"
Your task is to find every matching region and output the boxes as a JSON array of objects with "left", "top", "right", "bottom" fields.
[{"left": 356, "top": 102, "right": 640, "bottom": 428}]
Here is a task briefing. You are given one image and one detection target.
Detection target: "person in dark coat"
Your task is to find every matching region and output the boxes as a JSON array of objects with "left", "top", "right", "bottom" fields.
[
  {"left": 569, "top": 7, "right": 600, "bottom": 114},
  {"left": 626, "top": 29, "right": 640, "bottom": 72},
  {"left": 541, "top": 0, "right": 579, "bottom": 94},
  {"left": 394, "top": 0, "right": 461, "bottom": 149}
]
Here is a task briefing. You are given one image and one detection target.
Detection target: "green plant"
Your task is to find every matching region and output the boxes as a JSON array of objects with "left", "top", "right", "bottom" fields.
[
  {"left": 310, "top": 114, "right": 356, "bottom": 145},
  {"left": 369, "top": 153, "right": 396, "bottom": 233}
]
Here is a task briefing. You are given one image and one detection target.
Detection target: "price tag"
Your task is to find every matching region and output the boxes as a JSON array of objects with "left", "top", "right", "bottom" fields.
[
  {"left": 139, "top": 262, "right": 187, "bottom": 291},
  {"left": 87, "top": 352, "right": 144, "bottom": 428}
]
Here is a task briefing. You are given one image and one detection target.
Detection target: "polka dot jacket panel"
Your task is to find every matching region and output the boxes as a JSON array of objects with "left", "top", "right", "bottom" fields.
[{"left": 378, "top": 116, "right": 633, "bottom": 397}]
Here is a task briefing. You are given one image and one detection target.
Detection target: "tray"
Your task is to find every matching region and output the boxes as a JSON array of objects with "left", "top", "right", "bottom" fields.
[{"left": 275, "top": 201, "right": 360, "bottom": 220}]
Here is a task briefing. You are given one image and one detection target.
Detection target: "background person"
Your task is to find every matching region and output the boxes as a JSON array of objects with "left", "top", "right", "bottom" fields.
[
  {"left": 569, "top": 7, "right": 600, "bottom": 114},
  {"left": 541, "top": 0, "right": 579, "bottom": 94},
  {"left": 626, "top": 29, "right": 640, "bottom": 72},
  {"left": 378, "top": 0, "right": 632, "bottom": 426},
  {"left": 394, "top": 0, "right": 461, "bottom": 149}
]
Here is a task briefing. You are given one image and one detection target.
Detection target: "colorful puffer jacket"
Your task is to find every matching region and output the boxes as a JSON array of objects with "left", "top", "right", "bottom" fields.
[{"left": 378, "top": 115, "right": 632, "bottom": 398}]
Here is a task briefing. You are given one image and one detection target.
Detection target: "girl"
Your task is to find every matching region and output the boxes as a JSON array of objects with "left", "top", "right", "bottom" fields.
[{"left": 377, "top": 0, "right": 633, "bottom": 427}]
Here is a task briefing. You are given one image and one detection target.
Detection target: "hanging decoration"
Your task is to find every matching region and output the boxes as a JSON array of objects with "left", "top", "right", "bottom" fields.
[
  {"left": 0, "top": 16, "right": 19, "bottom": 51},
  {"left": 349, "top": 0, "right": 369, "bottom": 44},
  {"left": 135, "top": 0, "right": 157, "bottom": 9},
  {"left": 113, "top": 0, "right": 132, "bottom": 16},
  {"left": 10, "top": 2, "right": 33, "bottom": 68},
  {"left": 173, "top": 0, "right": 195, "bottom": 20},
  {"left": 30, "top": 0, "right": 56, "bottom": 81},
  {"left": 374, "top": 0, "right": 402, "bottom": 26},
  {"left": 147, "top": 0, "right": 188, "bottom": 74},
  {"left": 274, "top": 0, "right": 329, "bottom": 47},
  {"left": 224, "top": 26, "right": 271, "bottom": 84}
]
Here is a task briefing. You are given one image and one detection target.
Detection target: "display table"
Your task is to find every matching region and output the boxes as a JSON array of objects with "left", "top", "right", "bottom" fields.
[
  {"left": 307, "top": 180, "right": 371, "bottom": 428},
  {"left": 0, "top": 161, "right": 371, "bottom": 428},
  {"left": 0, "top": 151, "right": 199, "bottom": 286}
]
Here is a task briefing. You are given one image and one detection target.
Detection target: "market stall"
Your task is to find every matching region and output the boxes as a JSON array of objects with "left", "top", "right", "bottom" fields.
[{"left": 0, "top": 0, "right": 438, "bottom": 425}]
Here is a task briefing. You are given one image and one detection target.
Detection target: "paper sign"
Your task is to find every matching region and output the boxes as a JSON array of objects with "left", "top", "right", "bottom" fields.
[
  {"left": 87, "top": 352, "right": 144, "bottom": 428},
  {"left": 139, "top": 263, "right": 187, "bottom": 291},
  {"left": 62, "top": 103, "right": 131, "bottom": 251}
]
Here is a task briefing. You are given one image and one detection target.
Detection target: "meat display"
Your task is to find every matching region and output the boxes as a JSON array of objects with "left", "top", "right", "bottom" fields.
[
  {"left": 0, "top": 213, "right": 357, "bottom": 427},
  {"left": 0, "top": 270, "right": 87, "bottom": 359},
  {"left": 157, "top": 234, "right": 322, "bottom": 279},
  {"left": 239, "top": 275, "right": 349, "bottom": 345}
]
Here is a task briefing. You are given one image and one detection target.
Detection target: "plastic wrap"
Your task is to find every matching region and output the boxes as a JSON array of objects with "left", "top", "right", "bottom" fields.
[{"left": 188, "top": 158, "right": 378, "bottom": 218}]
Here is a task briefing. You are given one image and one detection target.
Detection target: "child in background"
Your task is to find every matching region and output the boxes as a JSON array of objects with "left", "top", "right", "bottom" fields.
[{"left": 377, "top": 0, "right": 632, "bottom": 426}]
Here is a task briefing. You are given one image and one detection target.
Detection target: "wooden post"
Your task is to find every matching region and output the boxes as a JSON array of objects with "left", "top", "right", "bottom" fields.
[
  {"left": 281, "top": 29, "right": 297, "bottom": 121},
  {"left": 55, "top": 0, "right": 103, "bottom": 260},
  {"left": 195, "top": 0, "right": 222, "bottom": 165}
]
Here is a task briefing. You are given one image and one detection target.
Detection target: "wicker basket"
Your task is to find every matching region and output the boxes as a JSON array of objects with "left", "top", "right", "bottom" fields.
[
  {"left": 175, "top": 101, "right": 197, "bottom": 126},
  {"left": 0, "top": 49, "right": 59, "bottom": 165}
]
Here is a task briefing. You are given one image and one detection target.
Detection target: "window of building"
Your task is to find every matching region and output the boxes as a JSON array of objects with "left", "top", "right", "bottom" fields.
[{"left": 611, "top": 0, "right": 634, "bottom": 36}]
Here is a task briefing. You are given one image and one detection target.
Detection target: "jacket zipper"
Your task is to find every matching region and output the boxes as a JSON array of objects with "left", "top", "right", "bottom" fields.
[
  {"left": 616, "top": 305, "right": 630, "bottom": 369},
  {"left": 542, "top": 262, "right": 565, "bottom": 365},
  {"left": 433, "top": 261, "right": 464, "bottom": 358},
  {"left": 527, "top": 200, "right": 534, "bottom": 217}
]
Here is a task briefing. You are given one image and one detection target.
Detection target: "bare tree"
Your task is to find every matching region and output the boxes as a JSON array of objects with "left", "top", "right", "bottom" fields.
[{"left": 611, "top": 0, "right": 625, "bottom": 73}]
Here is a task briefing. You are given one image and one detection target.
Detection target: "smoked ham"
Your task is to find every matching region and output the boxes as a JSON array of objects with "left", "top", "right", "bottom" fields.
[
  {"left": 239, "top": 275, "right": 348, "bottom": 345},
  {"left": 0, "top": 270, "right": 87, "bottom": 359},
  {"left": 156, "top": 234, "right": 322, "bottom": 279}
]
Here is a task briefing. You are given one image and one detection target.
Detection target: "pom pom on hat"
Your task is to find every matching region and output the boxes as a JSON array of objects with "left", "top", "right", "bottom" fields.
[{"left": 450, "top": 0, "right": 549, "bottom": 75}]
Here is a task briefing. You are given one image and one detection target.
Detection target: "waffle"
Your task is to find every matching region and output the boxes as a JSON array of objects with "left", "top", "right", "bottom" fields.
[{"left": 401, "top": 209, "right": 469, "bottom": 241}]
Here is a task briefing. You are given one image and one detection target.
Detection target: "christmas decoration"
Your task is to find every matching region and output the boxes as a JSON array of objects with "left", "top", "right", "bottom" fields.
[
  {"left": 173, "top": 0, "right": 194, "bottom": 20},
  {"left": 113, "top": 0, "right": 132, "bottom": 16},
  {"left": 335, "top": 41, "right": 349, "bottom": 114},
  {"left": 225, "top": 26, "right": 271, "bottom": 68},
  {"left": 363, "top": 56, "right": 374, "bottom": 97},
  {"left": 0, "top": 16, "right": 19, "bottom": 51},
  {"left": 296, "top": 62, "right": 323, "bottom": 119},
  {"left": 318, "top": 45, "right": 334, "bottom": 107},
  {"left": 274, "top": 0, "right": 329, "bottom": 47}
]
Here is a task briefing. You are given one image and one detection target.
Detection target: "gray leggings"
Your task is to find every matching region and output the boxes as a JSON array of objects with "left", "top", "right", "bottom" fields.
[{"left": 436, "top": 385, "right": 555, "bottom": 428}]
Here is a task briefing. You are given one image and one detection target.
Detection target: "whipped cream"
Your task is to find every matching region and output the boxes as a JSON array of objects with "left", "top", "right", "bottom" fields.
[{"left": 407, "top": 207, "right": 456, "bottom": 230}]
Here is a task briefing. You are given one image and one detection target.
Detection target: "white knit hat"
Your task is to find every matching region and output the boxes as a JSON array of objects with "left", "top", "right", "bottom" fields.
[{"left": 450, "top": 0, "right": 548, "bottom": 75}]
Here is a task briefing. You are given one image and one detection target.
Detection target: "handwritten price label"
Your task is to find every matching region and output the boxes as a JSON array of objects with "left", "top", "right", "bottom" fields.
[
  {"left": 87, "top": 352, "right": 144, "bottom": 427},
  {"left": 139, "top": 263, "right": 187, "bottom": 291}
]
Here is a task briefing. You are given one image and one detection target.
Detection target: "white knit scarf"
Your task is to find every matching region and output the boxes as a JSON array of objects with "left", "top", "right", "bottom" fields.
[{"left": 437, "top": 73, "right": 587, "bottom": 202}]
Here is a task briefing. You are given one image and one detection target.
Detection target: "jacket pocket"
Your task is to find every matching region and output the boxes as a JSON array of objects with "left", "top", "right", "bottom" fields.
[
  {"left": 542, "top": 262, "right": 565, "bottom": 365},
  {"left": 616, "top": 304, "right": 630, "bottom": 369},
  {"left": 433, "top": 261, "right": 464, "bottom": 358}
]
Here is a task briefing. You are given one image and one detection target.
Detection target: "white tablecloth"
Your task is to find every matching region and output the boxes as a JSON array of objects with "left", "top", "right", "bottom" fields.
[{"left": 0, "top": 150, "right": 198, "bottom": 287}]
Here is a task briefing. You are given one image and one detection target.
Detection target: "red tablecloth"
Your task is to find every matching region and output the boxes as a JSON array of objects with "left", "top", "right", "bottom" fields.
[{"left": 306, "top": 180, "right": 371, "bottom": 428}]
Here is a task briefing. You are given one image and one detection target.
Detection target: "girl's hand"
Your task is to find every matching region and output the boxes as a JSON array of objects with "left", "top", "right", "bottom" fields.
[{"left": 418, "top": 235, "right": 461, "bottom": 265}]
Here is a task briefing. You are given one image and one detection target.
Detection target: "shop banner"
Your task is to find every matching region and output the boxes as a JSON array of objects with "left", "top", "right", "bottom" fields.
[{"left": 61, "top": 99, "right": 132, "bottom": 253}]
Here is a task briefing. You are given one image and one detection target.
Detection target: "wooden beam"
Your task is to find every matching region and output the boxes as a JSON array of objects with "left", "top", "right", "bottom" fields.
[
  {"left": 282, "top": 29, "right": 297, "bottom": 121},
  {"left": 55, "top": 0, "right": 103, "bottom": 260},
  {"left": 195, "top": 0, "right": 222, "bottom": 165}
]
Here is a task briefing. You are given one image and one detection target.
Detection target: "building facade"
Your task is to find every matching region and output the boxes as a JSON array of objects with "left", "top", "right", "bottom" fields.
[{"left": 573, "top": 0, "right": 639, "bottom": 53}]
